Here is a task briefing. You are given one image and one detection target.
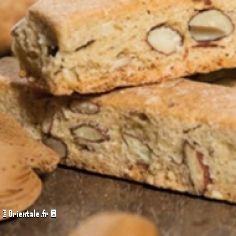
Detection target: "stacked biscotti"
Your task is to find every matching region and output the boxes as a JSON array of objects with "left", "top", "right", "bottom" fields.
[{"left": 7, "top": 0, "right": 236, "bottom": 203}]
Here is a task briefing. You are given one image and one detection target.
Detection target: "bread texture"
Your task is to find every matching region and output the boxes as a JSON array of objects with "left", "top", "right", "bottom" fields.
[
  {"left": 2, "top": 58, "right": 236, "bottom": 203},
  {"left": 12, "top": 0, "right": 236, "bottom": 95},
  {"left": 0, "top": 0, "right": 35, "bottom": 55}
]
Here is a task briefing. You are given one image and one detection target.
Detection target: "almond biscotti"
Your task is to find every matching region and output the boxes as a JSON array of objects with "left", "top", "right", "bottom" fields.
[
  {"left": 2, "top": 58, "right": 236, "bottom": 203},
  {"left": 42, "top": 79, "right": 236, "bottom": 203},
  {"left": 12, "top": 0, "right": 236, "bottom": 95}
]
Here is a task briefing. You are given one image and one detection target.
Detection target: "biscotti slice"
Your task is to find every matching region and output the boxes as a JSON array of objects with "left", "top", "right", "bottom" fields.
[
  {"left": 12, "top": 0, "right": 236, "bottom": 95},
  {"left": 39, "top": 79, "right": 236, "bottom": 203},
  {"left": 2, "top": 58, "right": 236, "bottom": 203}
]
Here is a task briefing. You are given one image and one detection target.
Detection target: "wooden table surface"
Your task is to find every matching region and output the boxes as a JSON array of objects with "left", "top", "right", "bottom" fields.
[{"left": 1, "top": 167, "right": 236, "bottom": 236}]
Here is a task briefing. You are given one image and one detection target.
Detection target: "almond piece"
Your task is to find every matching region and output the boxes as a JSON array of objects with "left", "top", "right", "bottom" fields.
[
  {"left": 43, "top": 136, "right": 67, "bottom": 159},
  {"left": 41, "top": 100, "right": 56, "bottom": 134},
  {"left": 183, "top": 141, "right": 211, "bottom": 194},
  {"left": 123, "top": 133, "right": 151, "bottom": 164},
  {"left": 41, "top": 117, "right": 54, "bottom": 134},
  {"left": 71, "top": 124, "right": 109, "bottom": 143},
  {"left": 69, "top": 100, "right": 100, "bottom": 115},
  {"left": 147, "top": 25, "right": 183, "bottom": 55},
  {"left": 189, "top": 9, "right": 234, "bottom": 42}
]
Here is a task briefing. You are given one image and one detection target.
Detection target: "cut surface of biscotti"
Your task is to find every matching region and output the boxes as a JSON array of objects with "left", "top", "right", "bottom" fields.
[
  {"left": 40, "top": 79, "right": 236, "bottom": 203},
  {"left": 2, "top": 58, "right": 236, "bottom": 203},
  {"left": 12, "top": 0, "right": 236, "bottom": 95}
]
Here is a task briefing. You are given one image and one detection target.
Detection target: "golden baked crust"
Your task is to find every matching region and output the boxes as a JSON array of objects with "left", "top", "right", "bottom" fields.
[
  {"left": 13, "top": 0, "right": 236, "bottom": 95},
  {"left": 98, "top": 79, "right": 236, "bottom": 129},
  {"left": 29, "top": 0, "right": 138, "bottom": 51},
  {"left": 0, "top": 0, "right": 35, "bottom": 55}
]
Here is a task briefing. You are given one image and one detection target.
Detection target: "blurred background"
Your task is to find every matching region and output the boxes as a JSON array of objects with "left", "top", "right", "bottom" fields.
[{"left": 0, "top": 0, "right": 35, "bottom": 56}]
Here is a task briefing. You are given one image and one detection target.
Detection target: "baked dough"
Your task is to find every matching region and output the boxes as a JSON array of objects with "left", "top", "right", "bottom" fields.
[
  {"left": 2, "top": 57, "right": 236, "bottom": 203},
  {"left": 12, "top": 0, "right": 236, "bottom": 95},
  {"left": 0, "top": 0, "right": 35, "bottom": 55}
]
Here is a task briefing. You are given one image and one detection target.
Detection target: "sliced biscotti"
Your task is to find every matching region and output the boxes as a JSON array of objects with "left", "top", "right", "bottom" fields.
[
  {"left": 12, "top": 0, "right": 236, "bottom": 95},
  {"left": 39, "top": 79, "right": 236, "bottom": 203},
  {"left": 2, "top": 58, "right": 236, "bottom": 203}
]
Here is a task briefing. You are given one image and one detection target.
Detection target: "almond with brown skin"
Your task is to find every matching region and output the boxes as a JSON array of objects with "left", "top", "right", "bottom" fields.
[
  {"left": 41, "top": 101, "right": 56, "bottom": 134},
  {"left": 43, "top": 136, "right": 68, "bottom": 159},
  {"left": 189, "top": 9, "right": 234, "bottom": 42},
  {"left": 69, "top": 100, "right": 100, "bottom": 115},
  {"left": 183, "top": 141, "right": 211, "bottom": 194},
  {"left": 147, "top": 25, "right": 183, "bottom": 55},
  {"left": 71, "top": 124, "right": 109, "bottom": 143},
  {"left": 123, "top": 133, "right": 151, "bottom": 164}
]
